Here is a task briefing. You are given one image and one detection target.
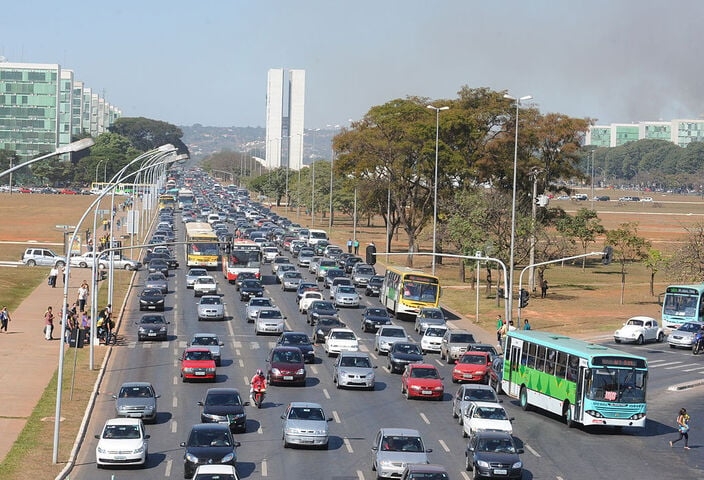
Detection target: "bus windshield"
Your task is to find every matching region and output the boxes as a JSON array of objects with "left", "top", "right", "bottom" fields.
[
  {"left": 229, "top": 250, "right": 261, "bottom": 268},
  {"left": 402, "top": 281, "right": 438, "bottom": 302},
  {"left": 663, "top": 294, "right": 698, "bottom": 316},
  {"left": 587, "top": 368, "right": 646, "bottom": 403},
  {"left": 189, "top": 243, "right": 219, "bottom": 256}
]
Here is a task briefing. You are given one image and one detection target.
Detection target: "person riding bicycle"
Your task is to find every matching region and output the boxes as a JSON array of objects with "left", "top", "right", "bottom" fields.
[{"left": 250, "top": 369, "right": 267, "bottom": 393}]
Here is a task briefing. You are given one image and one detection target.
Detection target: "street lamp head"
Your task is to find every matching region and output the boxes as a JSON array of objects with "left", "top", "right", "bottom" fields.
[
  {"left": 504, "top": 94, "right": 533, "bottom": 103},
  {"left": 157, "top": 144, "right": 176, "bottom": 152},
  {"left": 57, "top": 137, "right": 95, "bottom": 154}
]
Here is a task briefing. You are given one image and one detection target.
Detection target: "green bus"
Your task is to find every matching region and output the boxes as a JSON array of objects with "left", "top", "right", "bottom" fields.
[{"left": 502, "top": 330, "right": 647, "bottom": 428}]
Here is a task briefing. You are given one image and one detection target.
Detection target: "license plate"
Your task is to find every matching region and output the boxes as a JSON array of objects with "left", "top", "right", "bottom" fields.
[
  {"left": 494, "top": 469, "right": 507, "bottom": 475},
  {"left": 283, "top": 375, "right": 293, "bottom": 380},
  {"left": 464, "top": 374, "right": 474, "bottom": 378},
  {"left": 422, "top": 390, "right": 432, "bottom": 395},
  {"left": 195, "top": 371, "right": 205, "bottom": 376},
  {"left": 148, "top": 332, "right": 157, "bottom": 336},
  {"left": 114, "top": 455, "right": 126, "bottom": 460}
]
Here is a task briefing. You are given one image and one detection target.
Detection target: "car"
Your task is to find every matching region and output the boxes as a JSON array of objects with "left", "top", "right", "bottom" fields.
[
  {"left": 266, "top": 346, "right": 306, "bottom": 386},
  {"left": 296, "top": 281, "right": 320, "bottom": 302},
  {"left": 488, "top": 356, "right": 505, "bottom": 394},
  {"left": 440, "top": 329, "right": 477, "bottom": 363},
  {"left": 22, "top": 247, "right": 66, "bottom": 267},
  {"left": 401, "top": 363, "right": 444, "bottom": 400},
  {"left": 95, "top": 418, "right": 149, "bottom": 468},
  {"left": 197, "top": 295, "right": 225, "bottom": 321},
  {"left": 316, "top": 259, "right": 338, "bottom": 281},
  {"left": 194, "top": 276, "right": 218, "bottom": 297},
  {"left": 239, "top": 279, "right": 264, "bottom": 301},
  {"left": 281, "top": 401, "right": 332, "bottom": 449},
  {"left": 147, "top": 251, "right": 179, "bottom": 269},
  {"left": 401, "top": 464, "right": 450, "bottom": 480},
  {"left": 135, "top": 314, "right": 169, "bottom": 341},
  {"left": 374, "top": 325, "right": 409, "bottom": 355},
  {"left": 246, "top": 297, "right": 275, "bottom": 323},
  {"left": 343, "top": 256, "right": 363, "bottom": 273},
  {"left": 308, "top": 256, "right": 323, "bottom": 274},
  {"left": 275, "top": 264, "right": 297, "bottom": 283},
  {"left": 333, "top": 285, "right": 361, "bottom": 308},
  {"left": 614, "top": 315, "right": 665, "bottom": 344},
  {"left": 181, "top": 347, "right": 217, "bottom": 382},
  {"left": 192, "top": 464, "right": 240, "bottom": 480},
  {"left": 333, "top": 351, "right": 376, "bottom": 389},
  {"left": 324, "top": 328, "right": 359, "bottom": 356},
  {"left": 371, "top": 428, "right": 432, "bottom": 479},
  {"left": 145, "top": 272, "right": 168, "bottom": 294},
  {"left": 323, "top": 268, "right": 347, "bottom": 289},
  {"left": 452, "top": 351, "right": 492, "bottom": 384},
  {"left": 138, "top": 288, "right": 165, "bottom": 311},
  {"left": 462, "top": 401, "right": 514, "bottom": 438},
  {"left": 306, "top": 300, "right": 339, "bottom": 325},
  {"left": 299, "top": 291, "right": 325, "bottom": 313},
  {"left": 451, "top": 384, "right": 501, "bottom": 424},
  {"left": 281, "top": 270, "right": 303, "bottom": 291},
  {"left": 465, "top": 430, "right": 524, "bottom": 478},
  {"left": 414, "top": 307, "right": 446, "bottom": 334},
  {"left": 386, "top": 341, "right": 424, "bottom": 374},
  {"left": 180, "top": 423, "right": 240, "bottom": 479},
  {"left": 667, "top": 321, "right": 704, "bottom": 349},
  {"left": 186, "top": 268, "right": 209, "bottom": 289},
  {"left": 361, "top": 307, "right": 392, "bottom": 332},
  {"left": 234, "top": 271, "right": 258, "bottom": 290},
  {"left": 365, "top": 275, "right": 384, "bottom": 296},
  {"left": 467, "top": 343, "right": 500, "bottom": 359},
  {"left": 595, "top": 195, "right": 611, "bottom": 202},
  {"left": 351, "top": 263, "right": 376, "bottom": 287},
  {"left": 148, "top": 258, "right": 170, "bottom": 276},
  {"left": 313, "top": 241, "right": 329, "bottom": 255},
  {"left": 189, "top": 333, "right": 225, "bottom": 366},
  {"left": 297, "top": 249, "right": 315, "bottom": 267},
  {"left": 329, "top": 277, "right": 353, "bottom": 299},
  {"left": 276, "top": 331, "right": 315, "bottom": 363},
  {"left": 312, "top": 315, "right": 346, "bottom": 344},
  {"left": 271, "top": 256, "right": 293, "bottom": 274},
  {"left": 254, "top": 307, "right": 286, "bottom": 335},
  {"left": 262, "top": 246, "right": 280, "bottom": 262},
  {"left": 420, "top": 325, "right": 448, "bottom": 353},
  {"left": 71, "top": 252, "right": 142, "bottom": 271},
  {"left": 198, "top": 388, "right": 249, "bottom": 433},
  {"left": 113, "top": 382, "right": 160, "bottom": 423}
]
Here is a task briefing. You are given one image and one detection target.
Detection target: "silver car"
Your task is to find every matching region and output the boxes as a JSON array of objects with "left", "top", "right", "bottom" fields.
[
  {"left": 281, "top": 271, "right": 303, "bottom": 291},
  {"left": 451, "top": 383, "right": 500, "bottom": 425},
  {"left": 333, "top": 285, "right": 360, "bottom": 308},
  {"left": 246, "top": 297, "right": 275, "bottom": 323},
  {"left": 145, "top": 272, "right": 168, "bottom": 294},
  {"left": 113, "top": 382, "right": 160, "bottom": 423},
  {"left": 333, "top": 351, "right": 376, "bottom": 389},
  {"left": 374, "top": 325, "right": 409, "bottom": 355},
  {"left": 351, "top": 264, "right": 376, "bottom": 287},
  {"left": 667, "top": 321, "right": 704, "bottom": 349},
  {"left": 414, "top": 307, "right": 446, "bottom": 334},
  {"left": 186, "top": 268, "right": 209, "bottom": 288},
  {"left": 197, "top": 295, "right": 225, "bottom": 321},
  {"left": 254, "top": 307, "right": 286, "bottom": 335},
  {"left": 440, "top": 329, "right": 477, "bottom": 363},
  {"left": 281, "top": 402, "right": 332, "bottom": 449},
  {"left": 194, "top": 275, "right": 218, "bottom": 297},
  {"left": 371, "top": 428, "right": 432, "bottom": 479},
  {"left": 189, "top": 333, "right": 225, "bottom": 366}
]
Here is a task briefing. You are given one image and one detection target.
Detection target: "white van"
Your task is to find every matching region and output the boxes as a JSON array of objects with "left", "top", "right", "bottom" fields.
[
  {"left": 307, "top": 229, "right": 329, "bottom": 246},
  {"left": 207, "top": 213, "right": 221, "bottom": 224}
]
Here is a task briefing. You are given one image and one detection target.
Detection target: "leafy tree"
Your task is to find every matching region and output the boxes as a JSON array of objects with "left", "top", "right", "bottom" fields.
[
  {"left": 108, "top": 117, "right": 189, "bottom": 156},
  {"left": 248, "top": 168, "right": 287, "bottom": 205},
  {"left": 605, "top": 222, "right": 651, "bottom": 305},
  {"left": 555, "top": 208, "right": 605, "bottom": 268},
  {"left": 665, "top": 222, "right": 704, "bottom": 283},
  {"left": 643, "top": 248, "right": 665, "bottom": 296}
]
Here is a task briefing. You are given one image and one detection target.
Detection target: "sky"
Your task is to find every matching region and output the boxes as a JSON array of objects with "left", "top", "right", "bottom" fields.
[{"left": 2, "top": 0, "right": 703, "bottom": 129}]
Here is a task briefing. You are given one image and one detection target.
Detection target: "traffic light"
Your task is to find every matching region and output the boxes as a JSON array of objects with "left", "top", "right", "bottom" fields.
[
  {"left": 602, "top": 246, "right": 613, "bottom": 265},
  {"left": 366, "top": 244, "right": 377, "bottom": 265},
  {"left": 519, "top": 288, "right": 529, "bottom": 308}
]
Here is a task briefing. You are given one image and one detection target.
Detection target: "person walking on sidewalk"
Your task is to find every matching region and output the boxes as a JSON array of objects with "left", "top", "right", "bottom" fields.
[
  {"left": 670, "top": 407, "right": 691, "bottom": 450},
  {"left": 48, "top": 267, "right": 58, "bottom": 288},
  {"left": 353, "top": 239, "right": 360, "bottom": 255},
  {"left": 44, "top": 306, "right": 55, "bottom": 340},
  {"left": 347, "top": 238, "right": 353, "bottom": 254},
  {"left": 0, "top": 305, "right": 11, "bottom": 332},
  {"left": 77, "top": 280, "right": 89, "bottom": 313}
]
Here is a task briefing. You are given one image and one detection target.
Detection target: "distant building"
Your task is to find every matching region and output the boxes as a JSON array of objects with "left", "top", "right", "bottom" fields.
[
  {"left": 0, "top": 61, "right": 120, "bottom": 160},
  {"left": 265, "top": 68, "right": 305, "bottom": 170},
  {"left": 586, "top": 119, "right": 704, "bottom": 148}
]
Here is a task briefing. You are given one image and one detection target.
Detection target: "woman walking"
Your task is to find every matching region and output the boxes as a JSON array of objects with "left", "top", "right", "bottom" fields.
[
  {"left": 44, "top": 306, "right": 54, "bottom": 340},
  {"left": 670, "top": 407, "right": 691, "bottom": 450}
]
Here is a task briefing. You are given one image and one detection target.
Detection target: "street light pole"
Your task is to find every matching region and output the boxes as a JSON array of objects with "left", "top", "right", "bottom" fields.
[
  {"left": 427, "top": 105, "right": 449, "bottom": 275},
  {"left": 95, "top": 159, "right": 104, "bottom": 184},
  {"left": 326, "top": 125, "right": 340, "bottom": 229},
  {"left": 503, "top": 93, "right": 532, "bottom": 324}
]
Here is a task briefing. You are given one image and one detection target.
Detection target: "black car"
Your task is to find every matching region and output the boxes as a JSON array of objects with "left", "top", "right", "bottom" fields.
[
  {"left": 138, "top": 288, "right": 165, "bottom": 311},
  {"left": 150, "top": 251, "right": 179, "bottom": 269},
  {"left": 234, "top": 271, "right": 258, "bottom": 290},
  {"left": 312, "top": 316, "right": 346, "bottom": 344},
  {"left": 180, "top": 423, "right": 240, "bottom": 479},
  {"left": 361, "top": 307, "right": 392, "bottom": 332},
  {"left": 344, "top": 256, "right": 363, "bottom": 273},
  {"left": 365, "top": 275, "right": 384, "bottom": 296},
  {"left": 336, "top": 252, "right": 354, "bottom": 268},
  {"left": 239, "top": 279, "right": 264, "bottom": 301},
  {"left": 135, "top": 314, "right": 170, "bottom": 341},
  {"left": 148, "top": 258, "right": 170, "bottom": 277},
  {"left": 314, "top": 241, "right": 330, "bottom": 255},
  {"left": 307, "top": 300, "right": 339, "bottom": 325},
  {"left": 276, "top": 331, "right": 315, "bottom": 363},
  {"left": 465, "top": 430, "right": 524, "bottom": 478},
  {"left": 387, "top": 342, "right": 424, "bottom": 374},
  {"left": 198, "top": 388, "right": 249, "bottom": 433}
]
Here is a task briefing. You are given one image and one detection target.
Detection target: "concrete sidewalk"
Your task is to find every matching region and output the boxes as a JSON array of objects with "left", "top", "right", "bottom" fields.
[{"left": 0, "top": 268, "right": 92, "bottom": 463}]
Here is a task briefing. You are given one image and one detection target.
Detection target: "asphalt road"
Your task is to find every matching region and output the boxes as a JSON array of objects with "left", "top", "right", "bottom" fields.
[{"left": 68, "top": 228, "right": 704, "bottom": 480}]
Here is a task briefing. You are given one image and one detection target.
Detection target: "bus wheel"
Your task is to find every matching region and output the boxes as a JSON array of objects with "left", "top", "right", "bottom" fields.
[
  {"left": 564, "top": 403, "right": 575, "bottom": 428},
  {"left": 519, "top": 386, "right": 530, "bottom": 411}
]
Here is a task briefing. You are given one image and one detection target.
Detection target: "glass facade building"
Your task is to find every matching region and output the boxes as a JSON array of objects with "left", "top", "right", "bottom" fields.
[{"left": 587, "top": 119, "right": 704, "bottom": 148}]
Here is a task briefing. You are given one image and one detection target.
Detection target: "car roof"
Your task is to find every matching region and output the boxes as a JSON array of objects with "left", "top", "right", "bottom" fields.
[
  {"left": 193, "top": 332, "right": 218, "bottom": 338},
  {"left": 205, "top": 387, "right": 241, "bottom": 396},
  {"left": 288, "top": 401, "right": 324, "bottom": 409},
  {"left": 404, "top": 464, "right": 448, "bottom": 473},
  {"left": 193, "top": 464, "right": 238, "bottom": 475},
  {"left": 185, "top": 347, "right": 211, "bottom": 353},
  {"left": 628, "top": 316, "right": 657, "bottom": 322},
  {"left": 471, "top": 401, "right": 505, "bottom": 408},
  {"left": 407, "top": 363, "right": 436, "bottom": 369},
  {"left": 119, "top": 381, "right": 154, "bottom": 388},
  {"left": 339, "top": 351, "right": 370, "bottom": 358},
  {"left": 105, "top": 417, "right": 142, "bottom": 426},
  {"left": 189, "top": 422, "right": 231, "bottom": 432},
  {"left": 378, "top": 427, "right": 422, "bottom": 436}
]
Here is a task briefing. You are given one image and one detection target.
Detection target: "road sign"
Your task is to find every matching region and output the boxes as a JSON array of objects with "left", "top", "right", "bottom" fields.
[{"left": 55, "top": 225, "right": 76, "bottom": 229}]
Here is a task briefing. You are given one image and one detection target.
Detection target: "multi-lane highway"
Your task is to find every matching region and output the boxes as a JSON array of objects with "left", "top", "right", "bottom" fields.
[{"left": 69, "top": 227, "right": 704, "bottom": 479}]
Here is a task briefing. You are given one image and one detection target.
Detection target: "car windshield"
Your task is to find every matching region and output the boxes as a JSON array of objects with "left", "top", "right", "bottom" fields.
[
  {"left": 242, "top": 280, "right": 261, "bottom": 288},
  {"left": 381, "top": 435, "right": 423, "bottom": 452},
  {"left": 319, "top": 318, "right": 341, "bottom": 327},
  {"left": 340, "top": 356, "right": 371, "bottom": 368},
  {"left": 459, "top": 354, "right": 487, "bottom": 365},
  {"left": 394, "top": 343, "right": 421, "bottom": 355},
  {"left": 422, "top": 309, "right": 444, "bottom": 319},
  {"left": 188, "top": 429, "right": 232, "bottom": 447},
  {"left": 331, "top": 331, "right": 356, "bottom": 340},
  {"left": 103, "top": 424, "right": 141, "bottom": 439},
  {"left": 477, "top": 437, "right": 516, "bottom": 453},
  {"left": 197, "top": 278, "right": 215, "bottom": 285},
  {"left": 424, "top": 328, "right": 446, "bottom": 337},
  {"left": 147, "top": 274, "right": 165, "bottom": 281},
  {"left": 679, "top": 323, "right": 702, "bottom": 332},
  {"left": 626, "top": 319, "right": 644, "bottom": 326},
  {"left": 450, "top": 333, "right": 475, "bottom": 343},
  {"left": 205, "top": 393, "right": 241, "bottom": 406},
  {"left": 337, "top": 286, "right": 356, "bottom": 294},
  {"left": 383, "top": 328, "right": 406, "bottom": 338},
  {"left": 464, "top": 388, "right": 498, "bottom": 402},
  {"left": 192, "top": 336, "right": 219, "bottom": 346},
  {"left": 357, "top": 267, "right": 374, "bottom": 275},
  {"left": 200, "top": 297, "right": 221, "bottom": 305},
  {"left": 142, "top": 289, "right": 161, "bottom": 296},
  {"left": 272, "top": 350, "right": 302, "bottom": 363},
  {"left": 289, "top": 407, "right": 325, "bottom": 420},
  {"left": 367, "top": 309, "right": 387, "bottom": 316},
  {"left": 119, "top": 386, "right": 153, "bottom": 398},
  {"left": 282, "top": 334, "right": 310, "bottom": 345},
  {"left": 250, "top": 299, "right": 272, "bottom": 307},
  {"left": 259, "top": 309, "right": 282, "bottom": 319},
  {"left": 185, "top": 350, "right": 212, "bottom": 361},
  {"left": 369, "top": 277, "right": 383, "bottom": 285},
  {"left": 284, "top": 272, "right": 302, "bottom": 279},
  {"left": 140, "top": 316, "right": 165, "bottom": 324},
  {"left": 474, "top": 406, "right": 508, "bottom": 420},
  {"left": 410, "top": 367, "right": 439, "bottom": 379}
]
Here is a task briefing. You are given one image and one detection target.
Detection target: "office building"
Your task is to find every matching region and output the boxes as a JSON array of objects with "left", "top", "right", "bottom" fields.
[
  {"left": 587, "top": 119, "right": 704, "bottom": 148},
  {"left": 265, "top": 68, "right": 305, "bottom": 170}
]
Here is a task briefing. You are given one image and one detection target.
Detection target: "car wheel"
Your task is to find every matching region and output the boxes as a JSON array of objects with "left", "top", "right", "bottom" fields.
[
  {"left": 657, "top": 332, "right": 664, "bottom": 342},
  {"left": 614, "top": 338, "right": 621, "bottom": 343},
  {"left": 27, "top": 260, "right": 36, "bottom": 267},
  {"left": 465, "top": 455, "right": 472, "bottom": 471},
  {"left": 636, "top": 335, "right": 644, "bottom": 345},
  {"left": 283, "top": 435, "right": 289, "bottom": 448}
]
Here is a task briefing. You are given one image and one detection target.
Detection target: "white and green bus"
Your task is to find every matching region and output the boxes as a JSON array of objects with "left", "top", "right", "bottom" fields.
[{"left": 502, "top": 330, "right": 648, "bottom": 428}]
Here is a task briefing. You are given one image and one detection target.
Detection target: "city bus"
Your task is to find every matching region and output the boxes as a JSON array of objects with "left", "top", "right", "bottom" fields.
[
  {"left": 158, "top": 193, "right": 177, "bottom": 211},
  {"left": 661, "top": 284, "right": 704, "bottom": 329},
  {"left": 502, "top": 330, "right": 648, "bottom": 428},
  {"left": 380, "top": 266, "right": 441, "bottom": 318},
  {"left": 178, "top": 188, "right": 195, "bottom": 209},
  {"left": 184, "top": 222, "right": 220, "bottom": 268},
  {"left": 222, "top": 239, "right": 262, "bottom": 283}
]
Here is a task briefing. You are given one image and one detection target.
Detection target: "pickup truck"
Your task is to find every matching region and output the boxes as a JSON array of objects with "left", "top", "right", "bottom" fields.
[{"left": 70, "top": 252, "right": 142, "bottom": 271}]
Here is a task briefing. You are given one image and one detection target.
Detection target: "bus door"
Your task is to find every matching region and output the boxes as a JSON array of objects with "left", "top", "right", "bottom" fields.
[
  {"left": 574, "top": 360, "right": 589, "bottom": 423},
  {"left": 507, "top": 339, "right": 523, "bottom": 398}
]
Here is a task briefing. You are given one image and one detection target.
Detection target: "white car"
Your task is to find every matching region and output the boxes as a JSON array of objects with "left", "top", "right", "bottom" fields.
[
  {"left": 374, "top": 325, "right": 409, "bottom": 355},
  {"left": 254, "top": 307, "right": 286, "bottom": 335},
  {"left": 95, "top": 418, "right": 149, "bottom": 468},
  {"left": 614, "top": 316, "right": 664, "bottom": 344},
  {"left": 246, "top": 297, "right": 275, "bottom": 323},
  {"left": 324, "top": 328, "right": 359, "bottom": 356},
  {"left": 299, "top": 291, "right": 325, "bottom": 313},
  {"left": 333, "top": 285, "right": 360, "bottom": 308},
  {"left": 462, "top": 401, "right": 514, "bottom": 438},
  {"left": 420, "top": 325, "right": 448, "bottom": 353},
  {"left": 193, "top": 276, "right": 218, "bottom": 297},
  {"left": 262, "top": 246, "right": 279, "bottom": 263},
  {"left": 193, "top": 464, "right": 240, "bottom": 480}
]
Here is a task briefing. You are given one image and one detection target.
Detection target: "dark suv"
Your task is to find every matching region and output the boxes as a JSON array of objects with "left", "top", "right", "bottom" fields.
[{"left": 465, "top": 430, "right": 524, "bottom": 478}]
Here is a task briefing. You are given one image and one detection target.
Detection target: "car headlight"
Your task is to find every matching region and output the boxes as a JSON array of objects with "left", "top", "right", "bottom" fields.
[
  {"left": 206, "top": 368, "right": 216, "bottom": 373},
  {"left": 221, "top": 452, "right": 235, "bottom": 463},
  {"left": 512, "top": 461, "right": 523, "bottom": 469},
  {"left": 410, "top": 385, "right": 422, "bottom": 390},
  {"left": 133, "top": 444, "right": 145, "bottom": 454},
  {"left": 185, "top": 452, "right": 199, "bottom": 463},
  {"left": 97, "top": 445, "right": 106, "bottom": 454},
  {"left": 286, "top": 427, "right": 302, "bottom": 434},
  {"left": 379, "top": 460, "right": 395, "bottom": 467},
  {"left": 231, "top": 413, "right": 245, "bottom": 419},
  {"left": 138, "top": 327, "right": 146, "bottom": 333},
  {"left": 296, "top": 368, "right": 305, "bottom": 375},
  {"left": 476, "top": 460, "right": 490, "bottom": 468},
  {"left": 183, "top": 367, "right": 194, "bottom": 373},
  {"left": 271, "top": 368, "right": 281, "bottom": 375}
]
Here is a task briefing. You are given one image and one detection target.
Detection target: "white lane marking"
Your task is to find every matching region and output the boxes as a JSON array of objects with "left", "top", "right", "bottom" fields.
[
  {"left": 173, "top": 396, "right": 178, "bottom": 408},
  {"left": 164, "top": 458, "right": 172, "bottom": 477},
  {"left": 173, "top": 376, "right": 178, "bottom": 385},
  {"left": 171, "top": 420, "right": 177, "bottom": 433},
  {"left": 664, "top": 363, "right": 686, "bottom": 369},
  {"left": 344, "top": 437, "right": 354, "bottom": 453},
  {"left": 323, "top": 389, "right": 331, "bottom": 399},
  {"left": 161, "top": 341, "right": 169, "bottom": 348},
  {"left": 359, "top": 344, "right": 370, "bottom": 352},
  {"left": 438, "top": 439, "right": 450, "bottom": 452},
  {"left": 419, "top": 412, "right": 430, "bottom": 424},
  {"left": 525, "top": 443, "right": 541, "bottom": 457},
  {"left": 249, "top": 342, "right": 260, "bottom": 350},
  {"left": 683, "top": 366, "right": 704, "bottom": 372},
  {"left": 143, "top": 342, "right": 152, "bottom": 349},
  {"left": 557, "top": 477, "right": 565, "bottom": 480},
  {"left": 236, "top": 349, "right": 241, "bottom": 356},
  {"left": 650, "top": 361, "right": 682, "bottom": 368},
  {"left": 261, "top": 459, "right": 268, "bottom": 476},
  {"left": 434, "top": 358, "right": 443, "bottom": 366},
  {"left": 178, "top": 340, "right": 187, "bottom": 348},
  {"left": 460, "top": 472, "right": 470, "bottom": 480},
  {"left": 310, "top": 365, "right": 319, "bottom": 375},
  {"left": 332, "top": 410, "right": 341, "bottom": 423},
  {"left": 356, "top": 470, "right": 364, "bottom": 479},
  {"left": 369, "top": 351, "right": 378, "bottom": 360}
]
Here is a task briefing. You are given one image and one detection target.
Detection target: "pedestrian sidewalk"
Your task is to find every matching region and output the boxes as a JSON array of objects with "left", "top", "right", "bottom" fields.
[{"left": 0, "top": 269, "right": 88, "bottom": 463}]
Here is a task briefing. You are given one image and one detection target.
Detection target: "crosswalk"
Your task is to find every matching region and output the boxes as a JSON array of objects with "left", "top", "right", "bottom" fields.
[{"left": 648, "top": 358, "right": 704, "bottom": 373}]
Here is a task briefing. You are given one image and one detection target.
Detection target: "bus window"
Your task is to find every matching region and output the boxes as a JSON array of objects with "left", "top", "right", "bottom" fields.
[
  {"left": 526, "top": 343, "right": 536, "bottom": 368},
  {"left": 545, "top": 348, "right": 557, "bottom": 375},
  {"left": 555, "top": 351, "right": 568, "bottom": 379},
  {"left": 567, "top": 355, "right": 579, "bottom": 382},
  {"left": 535, "top": 345, "right": 546, "bottom": 372}
]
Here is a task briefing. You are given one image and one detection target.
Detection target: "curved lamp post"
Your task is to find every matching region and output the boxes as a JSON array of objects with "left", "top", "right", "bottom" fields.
[{"left": 0, "top": 138, "right": 95, "bottom": 179}]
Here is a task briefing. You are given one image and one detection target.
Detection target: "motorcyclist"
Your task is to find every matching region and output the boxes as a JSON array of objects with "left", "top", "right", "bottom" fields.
[
  {"left": 250, "top": 369, "right": 267, "bottom": 393},
  {"left": 693, "top": 325, "right": 704, "bottom": 353}
]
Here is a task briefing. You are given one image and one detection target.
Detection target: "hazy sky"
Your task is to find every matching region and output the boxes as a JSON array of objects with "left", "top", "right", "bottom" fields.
[{"left": 3, "top": 0, "right": 702, "bottom": 128}]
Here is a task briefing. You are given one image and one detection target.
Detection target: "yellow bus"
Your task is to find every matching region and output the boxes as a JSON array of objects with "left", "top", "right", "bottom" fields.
[
  {"left": 158, "top": 194, "right": 177, "bottom": 210},
  {"left": 380, "top": 266, "right": 441, "bottom": 318},
  {"left": 185, "top": 222, "right": 220, "bottom": 268}
]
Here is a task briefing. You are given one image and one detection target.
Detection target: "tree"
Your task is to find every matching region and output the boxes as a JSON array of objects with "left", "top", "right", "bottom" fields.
[
  {"left": 555, "top": 208, "right": 605, "bottom": 268},
  {"left": 665, "top": 222, "right": 704, "bottom": 283},
  {"left": 108, "top": 117, "right": 190, "bottom": 156},
  {"left": 643, "top": 248, "right": 665, "bottom": 297},
  {"left": 605, "top": 223, "right": 651, "bottom": 305}
]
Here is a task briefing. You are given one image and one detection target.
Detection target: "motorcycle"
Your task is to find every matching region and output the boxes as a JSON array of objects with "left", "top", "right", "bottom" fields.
[
  {"left": 251, "top": 388, "right": 266, "bottom": 408},
  {"left": 693, "top": 332, "right": 704, "bottom": 355}
]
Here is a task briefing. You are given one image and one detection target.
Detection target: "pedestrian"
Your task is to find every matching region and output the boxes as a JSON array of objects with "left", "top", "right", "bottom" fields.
[
  {"left": 48, "top": 266, "right": 58, "bottom": 287},
  {"left": 508, "top": 320, "right": 517, "bottom": 332},
  {"left": 60, "top": 265, "right": 67, "bottom": 285},
  {"left": 496, "top": 315, "right": 504, "bottom": 344},
  {"left": 353, "top": 239, "right": 360, "bottom": 255},
  {"left": 523, "top": 318, "right": 531, "bottom": 330},
  {"left": 670, "top": 408, "right": 691, "bottom": 450},
  {"left": 0, "top": 305, "right": 11, "bottom": 332},
  {"left": 44, "top": 306, "right": 54, "bottom": 340},
  {"left": 77, "top": 280, "right": 89, "bottom": 312},
  {"left": 541, "top": 279, "right": 549, "bottom": 298},
  {"left": 347, "top": 238, "right": 353, "bottom": 254}
]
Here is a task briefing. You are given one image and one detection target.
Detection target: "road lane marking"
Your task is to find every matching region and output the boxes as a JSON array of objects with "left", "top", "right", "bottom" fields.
[
  {"left": 525, "top": 443, "right": 541, "bottom": 457},
  {"left": 161, "top": 341, "right": 169, "bottom": 348},
  {"left": 434, "top": 358, "right": 443, "bottom": 366},
  {"left": 323, "top": 388, "right": 331, "bottom": 399},
  {"left": 419, "top": 412, "right": 430, "bottom": 424},
  {"left": 460, "top": 472, "right": 470, "bottom": 479},
  {"left": 164, "top": 458, "right": 172, "bottom": 477},
  {"left": 171, "top": 420, "right": 177, "bottom": 433},
  {"left": 261, "top": 459, "right": 268, "bottom": 476},
  {"left": 438, "top": 439, "right": 450, "bottom": 452},
  {"left": 173, "top": 376, "right": 178, "bottom": 385},
  {"left": 332, "top": 410, "right": 341, "bottom": 423},
  {"left": 178, "top": 340, "right": 187, "bottom": 348},
  {"left": 344, "top": 437, "right": 354, "bottom": 453},
  {"left": 239, "top": 359, "right": 244, "bottom": 368},
  {"left": 310, "top": 365, "right": 318, "bottom": 375},
  {"left": 173, "top": 396, "right": 178, "bottom": 408},
  {"left": 356, "top": 470, "right": 364, "bottom": 479}
]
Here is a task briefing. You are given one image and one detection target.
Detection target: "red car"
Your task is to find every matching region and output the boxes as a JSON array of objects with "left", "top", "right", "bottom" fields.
[
  {"left": 266, "top": 346, "right": 306, "bottom": 386},
  {"left": 59, "top": 188, "right": 78, "bottom": 194},
  {"left": 180, "top": 347, "right": 217, "bottom": 382},
  {"left": 401, "top": 363, "right": 444, "bottom": 400},
  {"left": 452, "top": 351, "right": 492, "bottom": 384}
]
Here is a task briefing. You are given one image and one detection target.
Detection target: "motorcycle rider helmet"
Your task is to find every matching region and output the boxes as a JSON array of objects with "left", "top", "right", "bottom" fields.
[{"left": 256, "top": 368, "right": 263, "bottom": 376}]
